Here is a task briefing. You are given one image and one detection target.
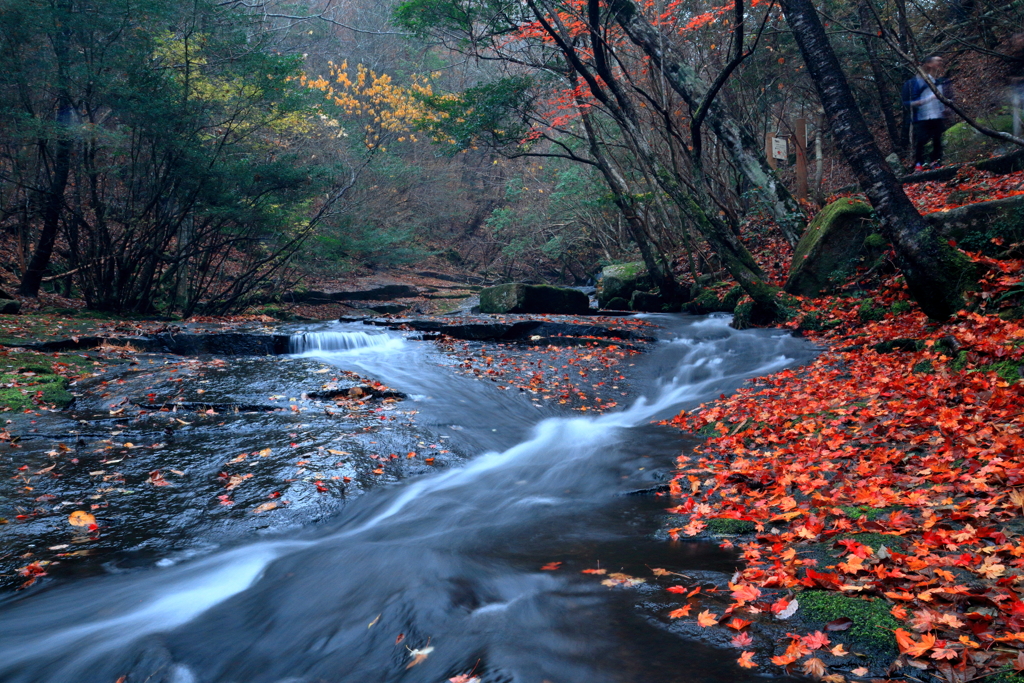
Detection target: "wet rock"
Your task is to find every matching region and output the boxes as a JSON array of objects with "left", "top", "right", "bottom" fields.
[
  {"left": 0, "top": 299, "right": 19, "bottom": 315},
  {"left": 348, "top": 302, "right": 409, "bottom": 315},
  {"left": 597, "top": 262, "right": 652, "bottom": 308},
  {"left": 603, "top": 296, "right": 630, "bottom": 311},
  {"left": 18, "top": 333, "right": 292, "bottom": 356},
  {"left": 283, "top": 284, "right": 420, "bottom": 304},
  {"left": 393, "top": 318, "right": 653, "bottom": 343},
  {"left": 478, "top": 283, "right": 591, "bottom": 315},
  {"left": 785, "top": 199, "right": 877, "bottom": 298},
  {"left": 629, "top": 290, "right": 670, "bottom": 312}
]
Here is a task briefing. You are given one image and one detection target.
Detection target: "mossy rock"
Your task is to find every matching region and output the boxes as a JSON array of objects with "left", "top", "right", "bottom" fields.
[
  {"left": 944, "top": 115, "right": 1014, "bottom": 162},
  {"left": 604, "top": 296, "right": 630, "bottom": 311},
  {"left": 630, "top": 290, "right": 675, "bottom": 312},
  {"left": 687, "top": 289, "right": 723, "bottom": 314},
  {"left": 798, "top": 591, "right": 900, "bottom": 652},
  {"left": 0, "top": 372, "right": 72, "bottom": 412},
  {"left": 478, "top": 283, "right": 590, "bottom": 315},
  {"left": 597, "top": 262, "right": 652, "bottom": 308},
  {"left": 785, "top": 199, "right": 877, "bottom": 297}
]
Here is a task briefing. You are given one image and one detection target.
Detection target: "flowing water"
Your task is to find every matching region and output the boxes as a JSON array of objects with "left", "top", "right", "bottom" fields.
[{"left": 0, "top": 314, "right": 815, "bottom": 683}]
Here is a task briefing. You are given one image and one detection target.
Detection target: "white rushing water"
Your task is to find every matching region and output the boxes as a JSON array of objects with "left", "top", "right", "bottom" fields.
[{"left": 0, "top": 314, "right": 814, "bottom": 683}]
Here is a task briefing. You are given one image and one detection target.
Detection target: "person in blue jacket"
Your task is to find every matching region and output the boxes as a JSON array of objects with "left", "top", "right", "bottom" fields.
[{"left": 902, "top": 55, "right": 953, "bottom": 172}]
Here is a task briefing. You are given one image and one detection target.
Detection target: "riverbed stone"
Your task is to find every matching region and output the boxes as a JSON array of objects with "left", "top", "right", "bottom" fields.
[
  {"left": 785, "top": 199, "right": 877, "bottom": 297},
  {"left": 630, "top": 290, "right": 672, "bottom": 312},
  {"left": 478, "top": 283, "right": 590, "bottom": 315},
  {"left": 597, "top": 262, "right": 652, "bottom": 308}
]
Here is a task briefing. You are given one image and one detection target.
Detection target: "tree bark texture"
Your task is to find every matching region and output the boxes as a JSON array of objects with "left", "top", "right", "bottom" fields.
[{"left": 778, "top": 0, "right": 970, "bottom": 320}]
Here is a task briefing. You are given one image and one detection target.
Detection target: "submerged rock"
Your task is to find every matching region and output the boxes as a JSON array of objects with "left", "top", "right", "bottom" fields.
[{"left": 478, "top": 283, "right": 590, "bottom": 315}]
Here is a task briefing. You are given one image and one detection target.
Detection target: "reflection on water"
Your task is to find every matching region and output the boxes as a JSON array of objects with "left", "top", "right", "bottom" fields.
[{"left": 0, "top": 314, "right": 815, "bottom": 683}]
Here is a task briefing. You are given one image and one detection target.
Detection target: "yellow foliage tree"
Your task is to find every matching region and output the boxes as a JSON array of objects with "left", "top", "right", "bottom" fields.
[{"left": 298, "top": 62, "right": 449, "bottom": 149}]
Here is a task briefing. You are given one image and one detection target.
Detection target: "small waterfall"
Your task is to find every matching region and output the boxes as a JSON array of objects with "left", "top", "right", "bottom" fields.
[{"left": 288, "top": 331, "right": 394, "bottom": 354}]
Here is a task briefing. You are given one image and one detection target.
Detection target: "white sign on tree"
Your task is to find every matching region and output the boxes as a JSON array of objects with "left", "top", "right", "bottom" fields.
[{"left": 771, "top": 136, "right": 788, "bottom": 160}]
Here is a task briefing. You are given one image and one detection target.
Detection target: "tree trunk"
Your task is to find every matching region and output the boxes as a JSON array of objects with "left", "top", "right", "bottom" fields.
[
  {"left": 18, "top": 136, "right": 72, "bottom": 297},
  {"left": 608, "top": 0, "right": 807, "bottom": 246},
  {"left": 778, "top": 0, "right": 970, "bottom": 320}
]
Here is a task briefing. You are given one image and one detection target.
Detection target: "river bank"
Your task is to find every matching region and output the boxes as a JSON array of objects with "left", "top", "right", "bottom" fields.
[{"left": 656, "top": 267, "right": 1024, "bottom": 682}]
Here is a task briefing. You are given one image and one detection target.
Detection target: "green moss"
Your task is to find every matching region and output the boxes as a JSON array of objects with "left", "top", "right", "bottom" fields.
[
  {"left": 837, "top": 507, "right": 895, "bottom": 523},
  {"left": 837, "top": 531, "right": 905, "bottom": 550},
  {"left": 990, "top": 669, "right": 1024, "bottom": 683},
  {"left": 857, "top": 299, "right": 886, "bottom": 322},
  {"left": 687, "top": 289, "right": 723, "bottom": 314},
  {"left": 975, "top": 360, "right": 1024, "bottom": 383},
  {"left": 889, "top": 300, "right": 912, "bottom": 315},
  {"left": 707, "top": 518, "right": 757, "bottom": 535},
  {"left": 863, "top": 233, "right": 888, "bottom": 249},
  {"left": 605, "top": 296, "right": 630, "bottom": 310},
  {"left": 0, "top": 374, "right": 70, "bottom": 411},
  {"left": 721, "top": 286, "right": 744, "bottom": 311},
  {"left": 799, "top": 591, "right": 899, "bottom": 651},
  {"left": 949, "top": 350, "right": 970, "bottom": 371},
  {"left": 912, "top": 359, "right": 934, "bottom": 374}
]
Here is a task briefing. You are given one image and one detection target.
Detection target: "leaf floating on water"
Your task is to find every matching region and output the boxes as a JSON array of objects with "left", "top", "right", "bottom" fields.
[
  {"left": 259, "top": 448, "right": 272, "bottom": 457},
  {"left": 367, "top": 614, "right": 381, "bottom": 629},
  {"left": 148, "top": 470, "right": 171, "bottom": 486},
  {"left": 252, "top": 502, "right": 278, "bottom": 514},
  {"left": 449, "top": 675, "right": 480, "bottom": 683},
  {"left": 580, "top": 568, "right": 606, "bottom": 575},
  {"left": 668, "top": 605, "right": 691, "bottom": 619},
  {"left": 540, "top": 562, "right": 562, "bottom": 571},
  {"left": 405, "top": 645, "right": 433, "bottom": 669},
  {"left": 600, "top": 572, "right": 645, "bottom": 588},
  {"left": 68, "top": 511, "right": 95, "bottom": 527}
]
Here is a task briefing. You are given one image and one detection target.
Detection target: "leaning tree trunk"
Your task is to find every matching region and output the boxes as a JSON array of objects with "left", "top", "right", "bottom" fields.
[
  {"left": 778, "top": 0, "right": 971, "bottom": 320},
  {"left": 608, "top": 0, "right": 807, "bottom": 247}
]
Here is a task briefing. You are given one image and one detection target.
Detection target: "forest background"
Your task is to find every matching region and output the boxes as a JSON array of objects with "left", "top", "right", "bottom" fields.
[{"left": 3, "top": 0, "right": 1022, "bottom": 320}]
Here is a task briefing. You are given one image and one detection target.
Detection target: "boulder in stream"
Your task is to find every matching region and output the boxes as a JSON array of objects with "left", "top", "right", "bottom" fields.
[
  {"left": 597, "top": 262, "right": 652, "bottom": 308},
  {"left": 478, "top": 283, "right": 590, "bottom": 315}
]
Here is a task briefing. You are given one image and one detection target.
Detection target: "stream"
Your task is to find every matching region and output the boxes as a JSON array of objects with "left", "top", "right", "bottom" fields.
[{"left": 0, "top": 314, "right": 815, "bottom": 683}]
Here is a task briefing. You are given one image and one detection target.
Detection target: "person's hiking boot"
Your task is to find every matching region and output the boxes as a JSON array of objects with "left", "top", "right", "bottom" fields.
[{"left": 914, "top": 163, "right": 924, "bottom": 172}]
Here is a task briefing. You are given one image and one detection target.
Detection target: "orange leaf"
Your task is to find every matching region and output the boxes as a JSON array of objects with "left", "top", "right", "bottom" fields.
[
  {"left": 668, "top": 605, "right": 692, "bottom": 619},
  {"left": 68, "top": 510, "right": 95, "bottom": 527},
  {"left": 697, "top": 609, "right": 719, "bottom": 627},
  {"left": 737, "top": 651, "right": 758, "bottom": 668}
]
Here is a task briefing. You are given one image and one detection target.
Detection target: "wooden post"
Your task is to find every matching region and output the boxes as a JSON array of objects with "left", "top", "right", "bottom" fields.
[
  {"left": 766, "top": 132, "right": 777, "bottom": 169},
  {"left": 795, "top": 117, "right": 808, "bottom": 201}
]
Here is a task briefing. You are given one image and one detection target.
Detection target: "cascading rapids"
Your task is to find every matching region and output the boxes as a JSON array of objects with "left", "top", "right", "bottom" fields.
[{"left": 288, "top": 331, "right": 394, "bottom": 354}]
